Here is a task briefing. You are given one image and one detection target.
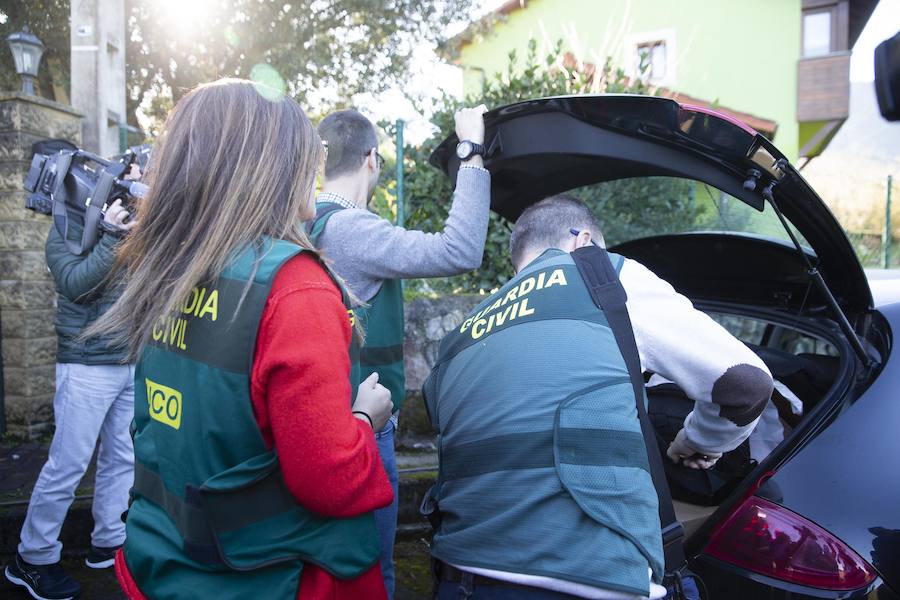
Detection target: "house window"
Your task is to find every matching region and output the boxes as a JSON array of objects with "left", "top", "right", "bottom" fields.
[
  {"left": 625, "top": 29, "right": 676, "bottom": 86},
  {"left": 802, "top": 9, "right": 834, "bottom": 57},
  {"left": 636, "top": 41, "right": 667, "bottom": 82}
]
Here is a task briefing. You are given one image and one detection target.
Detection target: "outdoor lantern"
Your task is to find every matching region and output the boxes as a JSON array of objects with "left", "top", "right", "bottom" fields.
[{"left": 6, "top": 25, "right": 44, "bottom": 95}]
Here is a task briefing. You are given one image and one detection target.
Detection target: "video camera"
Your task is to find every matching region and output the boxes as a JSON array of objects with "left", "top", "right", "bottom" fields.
[{"left": 24, "top": 139, "right": 151, "bottom": 255}]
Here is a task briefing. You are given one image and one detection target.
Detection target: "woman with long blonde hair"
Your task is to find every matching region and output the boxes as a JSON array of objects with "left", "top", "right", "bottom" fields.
[{"left": 97, "top": 79, "right": 394, "bottom": 600}]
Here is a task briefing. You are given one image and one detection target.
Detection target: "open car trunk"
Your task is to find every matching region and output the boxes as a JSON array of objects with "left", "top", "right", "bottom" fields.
[
  {"left": 431, "top": 95, "right": 873, "bottom": 319},
  {"left": 631, "top": 296, "right": 849, "bottom": 539},
  {"left": 429, "top": 95, "right": 884, "bottom": 582},
  {"left": 608, "top": 231, "right": 861, "bottom": 545}
]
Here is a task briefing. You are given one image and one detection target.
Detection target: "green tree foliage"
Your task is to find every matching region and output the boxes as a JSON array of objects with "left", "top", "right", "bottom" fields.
[
  {"left": 571, "top": 177, "right": 698, "bottom": 247},
  {"left": 1, "top": 1, "right": 477, "bottom": 132},
  {"left": 127, "top": 0, "right": 477, "bottom": 133},
  {"left": 398, "top": 39, "right": 700, "bottom": 294}
]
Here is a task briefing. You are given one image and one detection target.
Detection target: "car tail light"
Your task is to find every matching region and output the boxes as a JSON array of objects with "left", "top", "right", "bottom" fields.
[{"left": 705, "top": 496, "right": 876, "bottom": 590}]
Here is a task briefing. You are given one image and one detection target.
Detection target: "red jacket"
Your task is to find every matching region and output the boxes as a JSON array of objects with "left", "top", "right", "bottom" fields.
[{"left": 116, "top": 252, "right": 393, "bottom": 599}]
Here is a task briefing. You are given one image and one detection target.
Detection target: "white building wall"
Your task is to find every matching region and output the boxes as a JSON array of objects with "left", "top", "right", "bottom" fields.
[{"left": 70, "top": 0, "right": 126, "bottom": 156}]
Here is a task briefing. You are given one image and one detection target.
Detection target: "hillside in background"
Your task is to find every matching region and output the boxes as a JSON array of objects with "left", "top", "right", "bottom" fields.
[{"left": 802, "top": 82, "right": 900, "bottom": 234}]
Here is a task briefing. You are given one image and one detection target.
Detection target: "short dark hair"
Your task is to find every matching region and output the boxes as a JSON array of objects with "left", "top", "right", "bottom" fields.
[
  {"left": 509, "top": 194, "right": 604, "bottom": 268},
  {"left": 317, "top": 109, "right": 378, "bottom": 179}
]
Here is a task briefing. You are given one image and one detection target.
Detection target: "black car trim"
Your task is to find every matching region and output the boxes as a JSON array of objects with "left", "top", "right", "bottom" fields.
[
  {"left": 692, "top": 553, "right": 884, "bottom": 598},
  {"left": 611, "top": 233, "right": 823, "bottom": 314}
]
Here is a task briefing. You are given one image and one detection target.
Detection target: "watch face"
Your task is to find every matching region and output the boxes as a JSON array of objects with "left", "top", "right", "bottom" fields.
[{"left": 456, "top": 141, "right": 473, "bottom": 159}]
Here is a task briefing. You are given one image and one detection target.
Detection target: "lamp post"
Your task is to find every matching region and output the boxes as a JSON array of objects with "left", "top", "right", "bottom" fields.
[{"left": 6, "top": 25, "right": 44, "bottom": 95}]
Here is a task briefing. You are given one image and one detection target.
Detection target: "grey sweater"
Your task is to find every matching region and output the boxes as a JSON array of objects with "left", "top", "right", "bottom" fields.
[{"left": 315, "top": 166, "right": 491, "bottom": 303}]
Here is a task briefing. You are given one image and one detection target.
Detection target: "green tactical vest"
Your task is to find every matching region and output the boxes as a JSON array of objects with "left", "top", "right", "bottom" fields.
[
  {"left": 308, "top": 202, "right": 406, "bottom": 412},
  {"left": 423, "top": 249, "right": 664, "bottom": 596},
  {"left": 126, "top": 239, "right": 380, "bottom": 600}
]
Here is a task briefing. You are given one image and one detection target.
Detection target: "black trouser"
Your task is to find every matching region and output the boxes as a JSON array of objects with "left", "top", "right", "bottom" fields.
[{"left": 433, "top": 561, "right": 583, "bottom": 600}]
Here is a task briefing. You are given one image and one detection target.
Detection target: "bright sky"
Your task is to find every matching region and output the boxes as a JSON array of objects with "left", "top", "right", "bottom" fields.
[
  {"left": 357, "top": 0, "right": 503, "bottom": 145},
  {"left": 850, "top": 0, "right": 900, "bottom": 81},
  {"left": 354, "top": 50, "right": 463, "bottom": 146}
]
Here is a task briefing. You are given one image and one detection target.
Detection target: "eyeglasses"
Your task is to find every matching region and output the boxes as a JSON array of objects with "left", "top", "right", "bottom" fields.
[{"left": 570, "top": 228, "right": 599, "bottom": 246}]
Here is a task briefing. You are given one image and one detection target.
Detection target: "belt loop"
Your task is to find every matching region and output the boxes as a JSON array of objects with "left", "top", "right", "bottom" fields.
[{"left": 457, "top": 571, "right": 474, "bottom": 600}]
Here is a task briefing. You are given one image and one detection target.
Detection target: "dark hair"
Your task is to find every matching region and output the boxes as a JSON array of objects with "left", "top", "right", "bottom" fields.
[
  {"left": 317, "top": 109, "right": 377, "bottom": 179},
  {"left": 509, "top": 194, "right": 604, "bottom": 268},
  {"left": 84, "top": 78, "right": 325, "bottom": 358}
]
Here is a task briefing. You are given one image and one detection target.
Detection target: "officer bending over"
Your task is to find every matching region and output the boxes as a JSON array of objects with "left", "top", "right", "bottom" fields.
[{"left": 423, "top": 195, "right": 774, "bottom": 600}]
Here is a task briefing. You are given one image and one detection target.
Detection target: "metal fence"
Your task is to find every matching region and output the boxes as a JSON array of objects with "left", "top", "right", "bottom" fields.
[{"left": 847, "top": 231, "right": 900, "bottom": 269}]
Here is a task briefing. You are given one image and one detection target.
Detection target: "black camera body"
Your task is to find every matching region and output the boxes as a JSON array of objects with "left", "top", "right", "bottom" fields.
[{"left": 24, "top": 141, "right": 150, "bottom": 254}]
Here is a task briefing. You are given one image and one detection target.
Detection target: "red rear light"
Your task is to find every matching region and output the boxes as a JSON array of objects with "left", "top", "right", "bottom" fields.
[{"left": 705, "top": 496, "right": 876, "bottom": 590}]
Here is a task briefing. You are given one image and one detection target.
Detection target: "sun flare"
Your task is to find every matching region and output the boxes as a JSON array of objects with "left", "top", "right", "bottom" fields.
[{"left": 156, "top": 0, "right": 217, "bottom": 35}]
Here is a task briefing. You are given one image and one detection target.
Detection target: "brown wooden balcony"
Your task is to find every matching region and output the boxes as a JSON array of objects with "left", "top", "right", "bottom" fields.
[{"left": 797, "top": 52, "right": 851, "bottom": 122}]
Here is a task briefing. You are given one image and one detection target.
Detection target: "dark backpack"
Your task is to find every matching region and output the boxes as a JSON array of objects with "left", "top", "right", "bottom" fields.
[{"left": 647, "top": 382, "right": 755, "bottom": 506}]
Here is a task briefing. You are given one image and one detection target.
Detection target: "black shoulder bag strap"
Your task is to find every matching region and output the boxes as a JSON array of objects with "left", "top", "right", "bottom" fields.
[
  {"left": 571, "top": 245, "right": 687, "bottom": 573},
  {"left": 51, "top": 151, "right": 110, "bottom": 255}
]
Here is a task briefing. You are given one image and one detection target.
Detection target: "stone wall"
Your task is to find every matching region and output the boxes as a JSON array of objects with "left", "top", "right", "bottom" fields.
[
  {"left": 399, "top": 294, "right": 482, "bottom": 443},
  {"left": 0, "top": 92, "right": 82, "bottom": 436}
]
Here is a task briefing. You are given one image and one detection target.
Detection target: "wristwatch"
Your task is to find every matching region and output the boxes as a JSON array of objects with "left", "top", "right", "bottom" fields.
[{"left": 456, "top": 140, "right": 485, "bottom": 161}]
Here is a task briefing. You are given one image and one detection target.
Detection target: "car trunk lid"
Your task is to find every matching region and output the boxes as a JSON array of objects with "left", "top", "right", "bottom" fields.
[{"left": 430, "top": 94, "right": 873, "bottom": 318}]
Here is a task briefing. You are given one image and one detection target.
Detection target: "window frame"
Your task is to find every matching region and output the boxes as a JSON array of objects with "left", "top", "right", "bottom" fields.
[
  {"left": 801, "top": 5, "right": 839, "bottom": 57},
  {"left": 635, "top": 40, "right": 668, "bottom": 83},
  {"left": 624, "top": 28, "right": 677, "bottom": 87}
]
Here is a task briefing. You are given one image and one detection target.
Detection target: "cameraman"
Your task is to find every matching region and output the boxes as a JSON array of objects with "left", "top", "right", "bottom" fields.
[{"left": 5, "top": 193, "right": 138, "bottom": 600}]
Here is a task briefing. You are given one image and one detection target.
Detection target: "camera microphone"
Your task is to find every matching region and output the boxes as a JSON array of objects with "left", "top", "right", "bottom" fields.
[{"left": 127, "top": 181, "right": 149, "bottom": 198}]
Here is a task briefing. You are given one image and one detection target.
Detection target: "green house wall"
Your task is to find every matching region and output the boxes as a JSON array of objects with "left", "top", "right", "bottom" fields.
[{"left": 458, "top": 0, "right": 801, "bottom": 159}]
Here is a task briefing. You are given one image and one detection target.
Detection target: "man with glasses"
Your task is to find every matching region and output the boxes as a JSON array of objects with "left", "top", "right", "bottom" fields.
[{"left": 312, "top": 107, "right": 490, "bottom": 598}]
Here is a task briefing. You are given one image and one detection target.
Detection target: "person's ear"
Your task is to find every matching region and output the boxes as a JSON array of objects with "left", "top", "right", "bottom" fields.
[
  {"left": 574, "top": 229, "right": 593, "bottom": 249},
  {"left": 366, "top": 148, "right": 378, "bottom": 173}
]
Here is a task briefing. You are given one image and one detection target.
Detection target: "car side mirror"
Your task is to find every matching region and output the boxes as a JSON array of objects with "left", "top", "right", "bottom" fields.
[{"left": 875, "top": 30, "right": 900, "bottom": 121}]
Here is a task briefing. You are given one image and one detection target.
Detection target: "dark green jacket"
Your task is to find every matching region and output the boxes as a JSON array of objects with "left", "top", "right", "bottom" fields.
[
  {"left": 44, "top": 220, "right": 128, "bottom": 364},
  {"left": 424, "top": 250, "right": 663, "bottom": 595},
  {"left": 127, "top": 240, "right": 379, "bottom": 599}
]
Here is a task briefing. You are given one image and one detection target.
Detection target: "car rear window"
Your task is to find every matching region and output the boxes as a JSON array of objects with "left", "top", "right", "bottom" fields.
[
  {"left": 707, "top": 311, "right": 838, "bottom": 357},
  {"left": 565, "top": 176, "right": 811, "bottom": 250}
]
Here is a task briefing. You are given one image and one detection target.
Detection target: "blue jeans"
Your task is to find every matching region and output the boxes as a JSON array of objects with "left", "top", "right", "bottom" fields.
[
  {"left": 19, "top": 364, "right": 135, "bottom": 564},
  {"left": 374, "top": 418, "right": 399, "bottom": 598}
]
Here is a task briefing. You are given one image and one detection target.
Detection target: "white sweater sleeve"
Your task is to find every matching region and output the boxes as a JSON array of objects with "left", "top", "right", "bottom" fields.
[{"left": 619, "top": 258, "right": 773, "bottom": 453}]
